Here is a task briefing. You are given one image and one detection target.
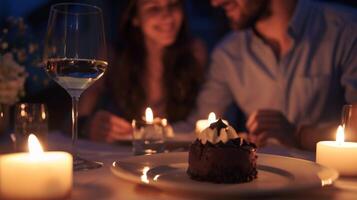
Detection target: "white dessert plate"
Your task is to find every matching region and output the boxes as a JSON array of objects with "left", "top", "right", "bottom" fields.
[{"left": 111, "top": 152, "right": 338, "bottom": 197}]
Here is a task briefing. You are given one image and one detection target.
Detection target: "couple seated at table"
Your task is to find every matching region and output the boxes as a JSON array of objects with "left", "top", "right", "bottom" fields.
[{"left": 78, "top": 0, "right": 357, "bottom": 151}]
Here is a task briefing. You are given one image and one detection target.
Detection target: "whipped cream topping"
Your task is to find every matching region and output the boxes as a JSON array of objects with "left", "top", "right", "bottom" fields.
[{"left": 197, "top": 119, "right": 238, "bottom": 144}]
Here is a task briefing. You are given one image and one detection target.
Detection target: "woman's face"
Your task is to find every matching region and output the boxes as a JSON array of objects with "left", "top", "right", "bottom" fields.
[{"left": 134, "top": 0, "right": 183, "bottom": 48}]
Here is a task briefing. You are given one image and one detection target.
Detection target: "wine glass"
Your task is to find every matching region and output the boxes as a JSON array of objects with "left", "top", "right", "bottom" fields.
[
  {"left": 43, "top": 3, "right": 107, "bottom": 170},
  {"left": 341, "top": 104, "right": 357, "bottom": 142}
]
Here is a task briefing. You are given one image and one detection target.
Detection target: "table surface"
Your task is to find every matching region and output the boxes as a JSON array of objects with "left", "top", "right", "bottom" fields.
[{"left": 2, "top": 132, "right": 357, "bottom": 200}]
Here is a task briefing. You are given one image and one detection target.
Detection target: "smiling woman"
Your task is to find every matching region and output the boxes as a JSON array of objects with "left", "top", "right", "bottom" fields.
[
  {"left": 134, "top": 0, "right": 183, "bottom": 47},
  {"left": 78, "top": 0, "right": 207, "bottom": 142}
]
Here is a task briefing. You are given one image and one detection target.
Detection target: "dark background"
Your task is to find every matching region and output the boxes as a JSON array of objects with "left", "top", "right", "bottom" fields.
[{"left": 0, "top": 0, "right": 355, "bottom": 133}]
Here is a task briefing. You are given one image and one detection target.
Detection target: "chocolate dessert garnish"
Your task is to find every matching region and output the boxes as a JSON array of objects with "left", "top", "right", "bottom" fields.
[{"left": 209, "top": 118, "right": 227, "bottom": 136}]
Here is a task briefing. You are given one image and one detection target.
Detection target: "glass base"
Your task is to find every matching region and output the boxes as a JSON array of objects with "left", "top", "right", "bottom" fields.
[{"left": 73, "top": 156, "right": 103, "bottom": 171}]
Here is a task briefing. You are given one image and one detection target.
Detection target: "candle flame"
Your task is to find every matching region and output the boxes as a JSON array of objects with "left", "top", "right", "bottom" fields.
[
  {"left": 145, "top": 107, "right": 154, "bottom": 124},
  {"left": 132, "top": 120, "right": 136, "bottom": 128},
  {"left": 20, "top": 104, "right": 27, "bottom": 117},
  {"left": 208, "top": 112, "right": 216, "bottom": 124},
  {"left": 20, "top": 110, "right": 26, "bottom": 117},
  {"left": 41, "top": 104, "right": 46, "bottom": 120},
  {"left": 41, "top": 111, "right": 46, "bottom": 120},
  {"left": 336, "top": 125, "right": 345, "bottom": 145},
  {"left": 161, "top": 118, "right": 167, "bottom": 126},
  {"left": 28, "top": 134, "right": 44, "bottom": 156}
]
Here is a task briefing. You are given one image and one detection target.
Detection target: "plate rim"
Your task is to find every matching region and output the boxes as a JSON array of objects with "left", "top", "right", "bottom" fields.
[{"left": 110, "top": 152, "right": 339, "bottom": 197}]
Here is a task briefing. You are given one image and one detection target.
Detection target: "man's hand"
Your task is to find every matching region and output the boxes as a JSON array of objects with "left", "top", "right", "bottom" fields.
[
  {"left": 88, "top": 110, "right": 132, "bottom": 143},
  {"left": 246, "top": 110, "right": 296, "bottom": 147}
]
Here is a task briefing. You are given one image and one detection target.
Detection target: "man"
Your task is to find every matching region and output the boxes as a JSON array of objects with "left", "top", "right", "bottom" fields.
[{"left": 191, "top": 0, "right": 357, "bottom": 150}]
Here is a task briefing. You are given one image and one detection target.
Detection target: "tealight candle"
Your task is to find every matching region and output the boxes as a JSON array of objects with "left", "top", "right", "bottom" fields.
[
  {"left": 143, "top": 108, "right": 173, "bottom": 137},
  {"left": 195, "top": 112, "right": 228, "bottom": 133},
  {"left": 132, "top": 107, "right": 165, "bottom": 155},
  {"left": 316, "top": 125, "right": 357, "bottom": 176},
  {"left": 0, "top": 134, "right": 73, "bottom": 199}
]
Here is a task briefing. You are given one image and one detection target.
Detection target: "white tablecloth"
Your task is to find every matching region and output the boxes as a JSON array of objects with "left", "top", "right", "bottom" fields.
[{"left": 17, "top": 133, "right": 357, "bottom": 199}]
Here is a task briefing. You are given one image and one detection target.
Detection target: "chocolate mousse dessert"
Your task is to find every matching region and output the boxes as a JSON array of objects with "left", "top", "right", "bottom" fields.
[{"left": 187, "top": 119, "right": 258, "bottom": 183}]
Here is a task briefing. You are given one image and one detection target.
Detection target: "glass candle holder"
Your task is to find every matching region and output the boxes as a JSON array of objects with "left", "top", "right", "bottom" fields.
[
  {"left": 132, "top": 119, "right": 165, "bottom": 156},
  {"left": 14, "top": 103, "right": 48, "bottom": 151}
]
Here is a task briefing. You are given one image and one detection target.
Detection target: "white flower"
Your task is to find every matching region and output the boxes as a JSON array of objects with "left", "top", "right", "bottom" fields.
[{"left": 1, "top": 42, "right": 8, "bottom": 50}]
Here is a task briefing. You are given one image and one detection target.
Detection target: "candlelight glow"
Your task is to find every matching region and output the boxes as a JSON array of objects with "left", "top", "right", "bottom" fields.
[
  {"left": 336, "top": 125, "right": 345, "bottom": 145},
  {"left": 161, "top": 118, "right": 167, "bottom": 126},
  {"left": 20, "top": 104, "right": 27, "bottom": 117},
  {"left": 140, "top": 166, "right": 150, "bottom": 184},
  {"left": 208, "top": 112, "right": 216, "bottom": 124},
  {"left": 20, "top": 110, "right": 26, "bottom": 117},
  {"left": 41, "top": 105, "right": 46, "bottom": 120},
  {"left": 28, "top": 134, "right": 44, "bottom": 156},
  {"left": 41, "top": 111, "right": 46, "bottom": 120},
  {"left": 145, "top": 107, "right": 154, "bottom": 124},
  {"left": 1, "top": 134, "right": 73, "bottom": 199},
  {"left": 153, "top": 175, "right": 160, "bottom": 181}
]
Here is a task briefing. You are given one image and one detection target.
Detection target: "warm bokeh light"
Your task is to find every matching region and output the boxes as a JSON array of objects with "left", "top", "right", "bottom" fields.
[
  {"left": 153, "top": 175, "right": 160, "bottom": 181},
  {"left": 28, "top": 134, "right": 44, "bottom": 156},
  {"left": 336, "top": 125, "right": 345, "bottom": 145},
  {"left": 41, "top": 111, "right": 46, "bottom": 120},
  {"left": 208, "top": 112, "right": 216, "bottom": 124},
  {"left": 140, "top": 166, "right": 150, "bottom": 184},
  {"left": 20, "top": 104, "right": 26, "bottom": 117},
  {"left": 161, "top": 118, "right": 167, "bottom": 126},
  {"left": 145, "top": 107, "right": 154, "bottom": 124}
]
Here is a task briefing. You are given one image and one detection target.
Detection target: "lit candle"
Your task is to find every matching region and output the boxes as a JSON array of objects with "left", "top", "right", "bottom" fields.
[
  {"left": 195, "top": 112, "right": 228, "bottom": 133},
  {"left": 316, "top": 125, "right": 357, "bottom": 176},
  {"left": 161, "top": 118, "right": 174, "bottom": 138},
  {"left": 145, "top": 107, "right": 154, "bottom": 124},
  {"left": 0, "top": 134, "right": 73, "bottom": 199},
  {"left": 132, "top": 107, "right": 166, "bottom": 155}
]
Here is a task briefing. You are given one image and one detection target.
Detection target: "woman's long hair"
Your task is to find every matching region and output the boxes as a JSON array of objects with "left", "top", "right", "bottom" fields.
[{"left": 106, "top": 0, "right": 203, "bottom": 122}]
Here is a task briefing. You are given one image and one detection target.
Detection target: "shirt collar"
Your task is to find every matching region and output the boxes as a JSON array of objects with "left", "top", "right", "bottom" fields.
[{"left": 288, "top": 0, "right": 311, "bottom": 40}]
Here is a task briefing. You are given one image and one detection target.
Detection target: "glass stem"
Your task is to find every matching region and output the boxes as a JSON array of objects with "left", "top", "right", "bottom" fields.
[{"left": 71, "top": 96, "right": 79, "bottom": 156}]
